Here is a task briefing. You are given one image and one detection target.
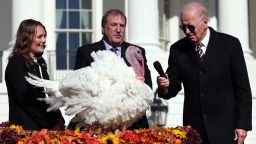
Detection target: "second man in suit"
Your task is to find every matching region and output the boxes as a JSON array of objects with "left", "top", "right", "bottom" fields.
[
  {"left": 156, "top": 2, "right": 252, "bottom": 144},
  {"left": 68, "top": 9, "right": 152, "bottom": 130}
]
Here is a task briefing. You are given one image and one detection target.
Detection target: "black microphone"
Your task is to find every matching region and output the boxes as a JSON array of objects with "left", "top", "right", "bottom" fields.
[{"left": 153, "top": 61, "right": 166, "bottom": 77}]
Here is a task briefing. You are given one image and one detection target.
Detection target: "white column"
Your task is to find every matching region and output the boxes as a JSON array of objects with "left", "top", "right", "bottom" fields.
[
  {"left": 207, "top": 0, "right": 217, "bottom": 30},
  {"left": 168, "top": 0, "right": 180, "bottom": 46},
  {"left": 127, "top": 0, "right": 160, "bottom": 50},
  {"left": 94, "top": 0, "right": 103, "bottom": 41},
  {"left": 218, "top": 0, "right": 251, "bottom": 54},
  {"left": 43, "top": 0, "right": 55, "bottom": 51},
  {"left": 12, "top": 0, "right": 43, "bottom": 39},
  {"left": 127, "top": 0, "right": 169, "bottom": 93}
]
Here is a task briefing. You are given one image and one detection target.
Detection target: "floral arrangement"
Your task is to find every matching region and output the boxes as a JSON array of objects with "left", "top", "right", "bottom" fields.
[{"left": 0, "top": 122, "right": 202, "bottom": 144}]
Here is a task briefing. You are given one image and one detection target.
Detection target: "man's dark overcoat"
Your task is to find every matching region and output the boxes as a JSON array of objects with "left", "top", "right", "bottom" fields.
[{"left": 159, "top": 27, "right": 252, "bottom": 144}]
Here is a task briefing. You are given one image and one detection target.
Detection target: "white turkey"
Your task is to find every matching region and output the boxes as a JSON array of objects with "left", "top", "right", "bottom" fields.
[{"left": 25, "top": 50, "right": 153, "bottom": 129}]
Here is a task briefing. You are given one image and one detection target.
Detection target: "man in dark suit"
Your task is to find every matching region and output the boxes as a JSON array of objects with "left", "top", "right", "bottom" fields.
[
  {"left": 68, "top": 9, "right": 152, "bottom": 130},
  {"left": 156, "top": 2, "right": 252, "bottom": 144}
]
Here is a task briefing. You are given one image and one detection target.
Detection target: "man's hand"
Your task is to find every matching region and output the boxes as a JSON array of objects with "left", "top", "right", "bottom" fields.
[
  {"left": 234, "top": 129, "right": 247, "bottom": 144},
  {"left": 156, "top": 74, "right": 169, "bottom": 94}
]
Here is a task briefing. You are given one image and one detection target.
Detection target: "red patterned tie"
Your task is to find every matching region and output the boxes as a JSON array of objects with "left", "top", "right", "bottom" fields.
[{"left": 195, "top": 43, "right": 204, "bottom": 61}]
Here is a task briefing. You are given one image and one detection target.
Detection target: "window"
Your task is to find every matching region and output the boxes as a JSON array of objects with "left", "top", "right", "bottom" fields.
[{"left": 55, "top": 0, "right": 93, "bottom": 69}]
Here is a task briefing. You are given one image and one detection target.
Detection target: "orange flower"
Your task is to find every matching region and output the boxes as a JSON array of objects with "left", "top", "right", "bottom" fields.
[{"left": 175, "top": 139, "right": 182, "bottom": 144}]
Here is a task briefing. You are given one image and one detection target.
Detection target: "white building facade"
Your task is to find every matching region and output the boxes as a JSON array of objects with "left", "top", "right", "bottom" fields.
[{"left": 0, "top": 0, "right": 255, "bottom": 143}]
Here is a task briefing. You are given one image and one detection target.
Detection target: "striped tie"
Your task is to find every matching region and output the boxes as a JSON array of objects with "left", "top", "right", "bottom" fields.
[{"left": 195, "top": 43, "right": 204, "bottom": 61}]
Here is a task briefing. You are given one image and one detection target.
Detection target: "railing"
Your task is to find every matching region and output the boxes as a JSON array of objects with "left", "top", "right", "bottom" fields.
[
  {"left": 159, "top": 37, "right": 170, "bottom": 52},
  {"left": 0, "top": 50, "right": 75, "bottom": 82},
  {"left": 46, "top": 50, "right": 76, "bottom": 81}
]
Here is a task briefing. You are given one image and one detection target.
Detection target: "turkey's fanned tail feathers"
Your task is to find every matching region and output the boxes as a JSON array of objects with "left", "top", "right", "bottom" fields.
[
  {"left": 25, "top": 73, "right": 62, "bottom": 97},
  {"left": 25, "top": 50, "right": 153, "bottom": 129},
  {"left": 25, "top": 73, "right": 65, "bottom": 111}
]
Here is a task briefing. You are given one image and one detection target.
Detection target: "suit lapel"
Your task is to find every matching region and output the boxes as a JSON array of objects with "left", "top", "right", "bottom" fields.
[
  {"left": 120, "top": 42, "right": 131, "bottom": 66},
  {"left": 201, "top": 28, "right": 218, "bottom": 67},
  {"left": 98, "top": 39, "right": 107, "bottom": 51},
  {"left": 120, "top": 42, "right": 126, "bottom": 58}
]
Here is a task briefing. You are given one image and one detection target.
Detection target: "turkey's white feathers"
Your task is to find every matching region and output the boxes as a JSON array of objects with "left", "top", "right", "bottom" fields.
[
  {"left": 25, "top": 73, "right": 62, "bottom": 98},
  {"left": 25, "top": 50, "right": 153, "bottom": 129}
]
